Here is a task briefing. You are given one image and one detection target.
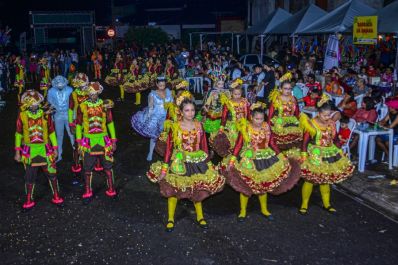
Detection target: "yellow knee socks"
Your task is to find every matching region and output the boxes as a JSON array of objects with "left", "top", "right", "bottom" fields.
[
  {"left": 194, "top": 202, "right": 206, "bottom": 225},
  {"left": 239, "top": 193, "right": 249, "bottom": 218},
  {"left": 119, "top": 85, "right": 125, "bottom": 100},
  {"left": 135, "top": 92, "right": 141, "bottom": 105},
  {"left": 258, "top": 193, "right": 271, "bottom": 217},
  {"left": 320, "top": 184, "right": 336, "bottom": 212},
  {"left": 300, "top": 181, "right": 313, "bottom": 213},
  {"left": 167, "top": 197, "right": 177, "bottom": 229}
]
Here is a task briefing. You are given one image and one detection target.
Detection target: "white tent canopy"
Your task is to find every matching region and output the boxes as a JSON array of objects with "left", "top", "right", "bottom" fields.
[
  {"left": 268, "top": 4, "right": 327, "bottom": 36},
  {"left": 298, "top": 0, "right": 376, "bottom": 34},
  {"left": 378, "top": 1, "right": 398, "bottom": 33},
  {"left": 246, "top": 8, "right": 292, "bottom": 35}
]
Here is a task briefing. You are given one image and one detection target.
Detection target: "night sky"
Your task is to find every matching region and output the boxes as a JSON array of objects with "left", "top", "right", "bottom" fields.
[{"left": 0, "top": 0, "right": 245, "bottom": 37}]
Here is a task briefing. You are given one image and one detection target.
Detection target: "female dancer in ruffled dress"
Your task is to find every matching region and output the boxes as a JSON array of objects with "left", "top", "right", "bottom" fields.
[
  {"left": 155, "top": 80, "right": 194, "bottom": 156},
  {"left": 213, "top": 78, "right": 250, "bottom": 157},
  {"left": 131, "top": 77, "right": 173, "bottom": 161},
  {"left": 268, "top": 81, "right": 302, "bottom": 150},
  {"left": 299, "top": 102, "right": 354, "bottom": 215},
  {"left": 199, "top": 72, "right": 230, "bottom": 136},
  {"left": 221, "top": 105, "right": 300, "bottom": 221},
  {"left": 147, "top": 99, "right": 225, "bottom": 231}
]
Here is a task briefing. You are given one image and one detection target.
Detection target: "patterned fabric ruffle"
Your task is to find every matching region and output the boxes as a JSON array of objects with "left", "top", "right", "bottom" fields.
[
  {"left": 147, "top": 150, "right": 225, "bottom": 202},
  {"left": 301, "top": 144, "right": 354, "bottom": 184},
  {"left": 221, "top": 149, "right": 292, "bottom": 196},
  {"left": 131, "top": 108, "right": 165, "bottom": 139}
]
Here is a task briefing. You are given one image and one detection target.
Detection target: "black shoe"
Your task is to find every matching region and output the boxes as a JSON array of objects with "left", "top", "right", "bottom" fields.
[
  {"left": 323, "top": 206, "right": 337, "bottom": 214},
  {"left": 298, "top": 208, "right": 308, "bottom": 215},
  {"left": 165, "top": 221, "right": 174, "bottom": 232},
  {"left": 55, "top": 202, "right": 65, "bottom": 208},
  {"left": 261, "top": 214, "right": 274, "bottom": 221},
  {"left": 82, "top": 197, "right": 92, "bottom": 205},
  {"left": 196, "top": 219, "right": 208, "bottom": 229},
  {"left": 237, "top": 215, "right": 246, "bottom": 222}
]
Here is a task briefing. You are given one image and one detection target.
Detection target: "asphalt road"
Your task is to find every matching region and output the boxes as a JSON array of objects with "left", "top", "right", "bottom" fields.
[{"left": 0, "top": 84, "right": 397, "bottom": 265}]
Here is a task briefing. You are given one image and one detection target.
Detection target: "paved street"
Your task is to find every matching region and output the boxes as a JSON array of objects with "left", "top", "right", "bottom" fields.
[{"left": 1, "top": 87, "right": 398, "bottom": 265}]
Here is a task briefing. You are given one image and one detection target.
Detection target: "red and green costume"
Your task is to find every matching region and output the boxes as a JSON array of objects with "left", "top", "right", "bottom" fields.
[
  {"left": 39, "top": 64, "right": 51, "bottom": 97},
  {"left": 69, "top": 86, "right": 88, "bottom": 173},
  {"left": 299, "top": 114, "right": 355, "bottom": 214},
  {"left": 75, "top": 98, "right": 117, "bottom": 200},
  {"left": 212, "top": 94, "right": 250, "bottom": 157},
  {"left": 15, "top": 109, "right": 64, "bottom": 209},
  {"left": 14, "top": 62, "right": 25, "bottom": 101},
  {"left": 268, "top": 90, "right": 302, "bottom": 150}
]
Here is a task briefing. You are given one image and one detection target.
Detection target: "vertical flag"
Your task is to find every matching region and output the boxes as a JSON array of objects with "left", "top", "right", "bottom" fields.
[{"left": 323, "top": 34, "right": 339, "bottom": 71}]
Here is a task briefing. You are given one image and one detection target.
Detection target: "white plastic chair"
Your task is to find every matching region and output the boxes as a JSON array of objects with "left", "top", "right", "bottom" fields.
[
  {"left": 341, "top": 118, "right": 357, "bottom": 159},
  {"left": 376, "top": 103, "right": 388, "bottom": 122},
  {"left": 381, "top": 145, "right": 398, "bottom": 167}
]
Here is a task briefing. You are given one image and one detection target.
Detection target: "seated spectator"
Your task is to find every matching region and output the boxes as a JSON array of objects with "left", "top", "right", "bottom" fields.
[
  {"left": 292, "top": 78, "right": 304, "bottom": 102},
  {"left": 350, "top": 97, "right": 378, "bottom": 150},
  {"left": 303, "top": 61, "right": 314, "bottom": 77},
  {"left": 352, "top": 97, "right": 378, "bottom": 123},
  {"left": 338, "top": 116, "right": 351, "bottom": 145},
  {"left": 376, "top": 98, "right": 398, "bottom": 160},
  {"left": 325, "top": 81, "right": 343, "bottom": 96},
  {"left": 358, "top": 66, "right": 368, "bottom": 83},
  {"left": 344, "top": 69, "right": 358, "bottom": 88},
  {"left": 303, "top": 90, "right": 321, "bottom": 108},
  {"left": 338, "top": 92, "right": 357, "bottom": 118},
  {"left": 305, "top": 73, "right": 322, "bottom": 93},
  {"left": 241, "top": 66, "right": 251, "bottom": 83},
  {"left": 352, "top": 78, "right": 371, "bottom": 96},
  {"left": 367, "top": 65, "right": 378, "bottom": 77},
  {"left": 329, "top": 100, "right": 342, "bottom": 122},
  {"left": 381, "top": 67, "right": 393, "bottom": 84},
  {"left": 329, "top": 67, "right": 342, "bottom": 78}
]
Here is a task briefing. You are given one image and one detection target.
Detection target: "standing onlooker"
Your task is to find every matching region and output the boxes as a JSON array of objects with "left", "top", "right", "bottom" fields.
[
  {"left": 29, "top": 54, "right": 38, "bottom": 83},
  {"left": 64, "top": 50, "right": 72, "bottom": 77},
  {"left": 70, "top": 49, "right": 79, "bottom": 68},
  {"left": 59, "top": 50, "right": 65, "bottom": 78},
  {"left": 251, "top": 64, "right": 266, "bottom": 103},
  {"left": 175, "top": 50, "right": 187, "bottom": 78},
  {"left": 262, "top": 63, "right": 275, "bottom": 103},
  {"left": 0, "top": 55, "right": 7, "bottom": 92}
]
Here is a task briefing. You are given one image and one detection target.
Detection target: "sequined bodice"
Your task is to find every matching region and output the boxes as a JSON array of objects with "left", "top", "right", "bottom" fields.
[
  {"left": 231, "top": 99, "right": 249, "bottom": 120},
  {"left": 277, "top": 95, "right": 297, "bottom": 117},
  {"left": 27, "top": 111, "right": 45, "bottom": 143},
  {"left": 180, "top": 122, "right": 202, "bottom": 152},
  {"left": 313, "top": 120, "right": 336, "bottom": 147},
  {"left": 86, "top": 101, "right": 104, "bottom": 134},
  {"left": 248, "top": 123, "right": 271, "bottom": 150}
]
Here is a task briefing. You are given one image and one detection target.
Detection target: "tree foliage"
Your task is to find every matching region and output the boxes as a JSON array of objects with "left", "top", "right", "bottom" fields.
[{"left": 124, "top": 27, "right": 169, "bottom": 46}]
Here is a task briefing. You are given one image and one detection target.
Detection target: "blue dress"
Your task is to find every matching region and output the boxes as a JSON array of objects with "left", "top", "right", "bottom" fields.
[{"left": 131, "top": 89, "right": 173, "bottom": 139}]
